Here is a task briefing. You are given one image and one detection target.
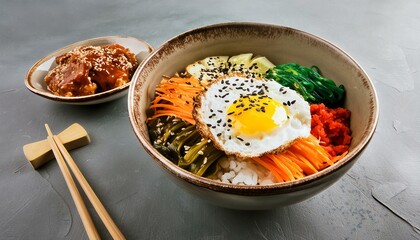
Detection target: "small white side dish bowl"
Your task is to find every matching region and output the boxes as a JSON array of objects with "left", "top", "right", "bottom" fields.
[
  {"left": 25, "top": 36, "right": 153, "bottom": 105},
  {"left": 128, "top": 23, "right": 379, "bottom": 210}
]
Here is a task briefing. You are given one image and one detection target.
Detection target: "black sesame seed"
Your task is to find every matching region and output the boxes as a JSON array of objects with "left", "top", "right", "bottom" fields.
[
  {"left": 227, "top": 111, "right": 234, "bottom": 115},
  {"left": 291, "top": 100, "right": 296, "bottom": 104},
  {"left": 212, "top": 126, "right": 216, "bottom": 129},
  {"left": 227, "top": 119, "right": 232, "bottom": 123},
  {"left": 217, "top": 119, "right": 222, "bottom": 123},
  {"left": 218, "top": 110, "right": 223, "bottom": 113},
  {"left": 245, "top": 142, "right": 250, "bottom": 146},
  {"left": 237, "top": 137, "right": 244, "bottom": 141},
  {"left": 225, "top": 100, "right": 229, "bottom": 103},
  {"left": 217, "top": 133, "right": 222, "bottom": 137},
  {"left": 207, "top": 124, "right": 211, "bottom": 127}
]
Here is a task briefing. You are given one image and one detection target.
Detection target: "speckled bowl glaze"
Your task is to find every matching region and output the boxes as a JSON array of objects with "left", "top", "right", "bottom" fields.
[
  {"left": 128, "top": 23, "right": 379, "bottom": 210},
  {"left": 25, "top": 36, "right": 153, "bottom": 105}
]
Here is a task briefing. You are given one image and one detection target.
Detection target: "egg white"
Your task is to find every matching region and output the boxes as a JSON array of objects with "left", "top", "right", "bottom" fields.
[{"left": 193, "top": 76, "right": 311, "bottom": 158}]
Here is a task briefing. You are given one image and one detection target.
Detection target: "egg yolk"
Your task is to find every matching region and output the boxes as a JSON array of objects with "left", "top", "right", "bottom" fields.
[{"left": 227, "top": 95, "right": 289, "bottom": 135}]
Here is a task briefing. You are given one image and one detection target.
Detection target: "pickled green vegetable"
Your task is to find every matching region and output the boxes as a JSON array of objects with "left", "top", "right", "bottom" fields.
[
  {"left": 147, "top": 116, "right": 226, "bottom": 177},
  {"left": 265, "top": 63, "right": 345, "bottom": 107}
]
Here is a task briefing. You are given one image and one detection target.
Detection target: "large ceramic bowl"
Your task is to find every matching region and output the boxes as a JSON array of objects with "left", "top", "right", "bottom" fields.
[
  {"left": 25, "top": 36, "right": 153, "bottom": 105},
  {"left": 128, "top": 23, "right": 378, "bottom": 210}
]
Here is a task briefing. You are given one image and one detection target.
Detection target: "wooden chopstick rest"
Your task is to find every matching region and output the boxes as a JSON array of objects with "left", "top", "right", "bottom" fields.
[
  {"left": 23, "top": 123, "right": 90, "bottom": 169},
  {"left": 44, "top": 124, "right": 100, "bottom": 240}
]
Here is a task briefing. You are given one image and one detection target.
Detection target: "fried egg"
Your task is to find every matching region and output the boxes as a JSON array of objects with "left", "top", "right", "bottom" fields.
[{"left": 193, "top": 76, "right": 311, "bottom": 158}]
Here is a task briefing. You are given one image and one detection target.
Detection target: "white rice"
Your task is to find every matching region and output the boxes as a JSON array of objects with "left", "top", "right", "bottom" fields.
[{"left": 213, "top": 156, "right": 276, "bottom": 185}]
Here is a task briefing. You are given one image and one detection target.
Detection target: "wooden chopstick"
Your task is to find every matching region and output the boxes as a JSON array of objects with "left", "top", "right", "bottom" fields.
[
  {"left": 45, "top": 124, "right": 126, "bottom": 240},
  {"left": 45, "top": 124, "right": 100, "bottom": 240}
]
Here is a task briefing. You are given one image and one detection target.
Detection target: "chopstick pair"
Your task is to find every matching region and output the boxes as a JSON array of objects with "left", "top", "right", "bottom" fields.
[{"left": 44, "top": 124, "right": 125, "bottom": 240}]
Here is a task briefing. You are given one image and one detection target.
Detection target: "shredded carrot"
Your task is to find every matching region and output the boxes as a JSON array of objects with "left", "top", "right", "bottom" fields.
[
  {"left": 253, "top": 135, "right": 348, "bottom": 182},
  {"left": 253, "top": 157, "right": 285, "bottom": 182},
  {"left": 148, "top": 76, "right": 203, "bottom": 124}
]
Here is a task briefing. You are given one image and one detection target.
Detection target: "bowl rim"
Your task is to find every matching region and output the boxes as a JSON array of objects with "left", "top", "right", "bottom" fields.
[
  {"left": 128, "top": 22, "right": 379, "bottom": 196},
  {"left": 25, "top": 35, "right": 153, "bottom": 104}
]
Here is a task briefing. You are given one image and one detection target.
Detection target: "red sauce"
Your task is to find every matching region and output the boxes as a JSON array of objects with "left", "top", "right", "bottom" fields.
[
  {"left": 310, "top": 103, "right": 352, "bottom": 157},
  {"left": 45, "top": 44, "right": 138, "bottom": 97}
]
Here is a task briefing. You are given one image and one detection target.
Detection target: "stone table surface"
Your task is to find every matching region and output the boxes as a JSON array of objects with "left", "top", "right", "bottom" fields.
[{"left": 1, "top": 0, "right": 419, "bottom": 239}]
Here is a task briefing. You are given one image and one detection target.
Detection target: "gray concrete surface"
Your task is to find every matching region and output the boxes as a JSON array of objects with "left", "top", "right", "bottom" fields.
[{"left": 1, "top": 0, "right": 419, "bottom": 239}]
